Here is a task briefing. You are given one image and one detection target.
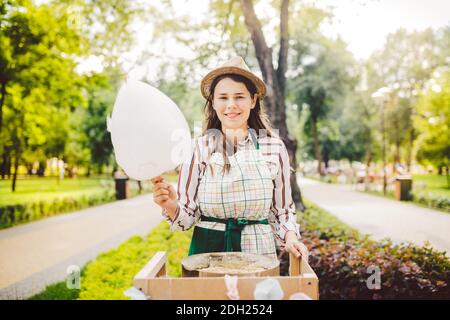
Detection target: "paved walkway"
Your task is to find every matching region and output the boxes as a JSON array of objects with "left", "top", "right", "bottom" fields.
[
  {"left": 298, "top": 176, "right": 450, "bottom": 256},
  {"left": 0, "top": 194, "right": 163, "bottom": 299}
]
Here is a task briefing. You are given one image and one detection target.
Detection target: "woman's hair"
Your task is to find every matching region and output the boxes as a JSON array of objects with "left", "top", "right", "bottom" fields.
[{"left": 202, "top": 73, "right": 274, "bottom": 175}]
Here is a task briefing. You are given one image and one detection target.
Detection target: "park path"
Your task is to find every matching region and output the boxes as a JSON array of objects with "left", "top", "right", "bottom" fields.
[
  {"left": 0, "top": 194, "right": 164, "bottom": 300},
  {"left": 298, "top": 176, "right": 450, "bottom": 256}
]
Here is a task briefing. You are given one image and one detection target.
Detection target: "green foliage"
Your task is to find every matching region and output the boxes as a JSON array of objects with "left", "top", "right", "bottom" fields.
[
  {"left": 0, "top": 176, "right": 114, "bottom": 205},
  {"left": 414, "top": 174, "right": 450, "bottom": 197},
  {"left": 366, "top": 28, "right": 449, "bottom": 170},
  {"left": 307, "top": 235, "right": 450, "bottom": 299},
  {"left": 0, "top": 0, "right": 149, "bottom": 189},
  {"left": 414, "top": 71, "right": 450, "bottom": 172},
  {"left": 149, "top": 64, "right": 204, "bottom": 131},
  {"left": 0, "top": 189, "right": 116, "bottom": 229},
  {"left": 0, "top": 0, "right": 87, "bottom": 190},
  {"left": 29, "top": 279, "right": 82, "bottom": 300},
  {"left": 286, "top": 5, "right": 367, "bottom": 165},
  {"left": 412, "top": 190, "right": 450, "bottom": 212},
  {"left": 62, "top": 0, "right": 152, "bottom": 66},
  {"left": 79, "top": 71, "right": 120, "bottom": 172},
  {"left": 78, "top": 222, "right": 193, "bottom": 300},
  {"left": 300, "top": 199, "right": 360, "bottom": 241}
]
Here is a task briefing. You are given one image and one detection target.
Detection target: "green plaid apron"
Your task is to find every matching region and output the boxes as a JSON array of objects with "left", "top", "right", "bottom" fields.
[{"left": 188, "top": 132, "right": 278, "bottom": 260}]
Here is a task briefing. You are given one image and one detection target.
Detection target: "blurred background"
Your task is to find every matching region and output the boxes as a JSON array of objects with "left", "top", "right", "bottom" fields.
[{"left": 1, "top": 0, "right": 448, "bottom": 212}]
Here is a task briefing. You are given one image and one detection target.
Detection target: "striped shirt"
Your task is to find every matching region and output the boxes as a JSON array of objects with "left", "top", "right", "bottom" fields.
[{"left": 162, "top": 131, "right": 301, "bottom": 246}]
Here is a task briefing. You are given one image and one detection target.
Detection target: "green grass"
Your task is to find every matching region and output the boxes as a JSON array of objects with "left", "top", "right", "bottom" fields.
[
  {"left": 413, "top": 174, "right": 450, "bottom": 197},
  {"left": 304, "top": 174, "right": 338, "bottom": 184},
  {"left": 0, "top": 172, "right": 179, "bottom": 206},
  {"left": 28, "top": 277, "right": 83, "bottom": 300},
  {"left": 300, "top": 198, "right": 359, "bottom": 238},
  {"left": 0, "top": 176, "right": 115, "bottom": 206}
]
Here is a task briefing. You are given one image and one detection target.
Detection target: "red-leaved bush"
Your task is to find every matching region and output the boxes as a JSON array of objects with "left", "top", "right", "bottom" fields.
[{"left": 283, "top": 200, "right": 450, "bottom": 299}]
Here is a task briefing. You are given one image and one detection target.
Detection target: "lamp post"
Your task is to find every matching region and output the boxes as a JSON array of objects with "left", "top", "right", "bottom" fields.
[{"left": 372, "top": 87, "right": 391, "bottom": 196}]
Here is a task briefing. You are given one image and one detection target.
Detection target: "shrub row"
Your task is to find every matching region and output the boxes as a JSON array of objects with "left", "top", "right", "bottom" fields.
[
  {"left": 412, "top": 190, "right": 450, "bottom": 212},
  {"left": 0, "top": 180, "right": 156, "bottom": 229},
  {"left": 0, "top": 190, "right": 116, "bottom": 229},
  {"left": 301, "top": 200, "right": 450, "bottom": 299}
]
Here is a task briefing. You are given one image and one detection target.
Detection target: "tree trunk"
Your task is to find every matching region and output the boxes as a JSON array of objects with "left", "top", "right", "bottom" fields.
[
  {"left": 446, "top": 165, "right": 449, "bottom": 189},
  {"left": 0, "top": 149, "right": 7, "bottom": 179},
  {"left": 395, "top": 140, "right": 400, "bottom": 173},
  {"left": 37, "top": 161, "right": 45, "bottom": 177},
  {"left": 0, "top": 79, "right": 6, "bottom": 133},
  {"left": 4, "top": 154, "right": 10, "bottom": 179},
  {"left": 285, "top": 138, "right": 305, "bottom": 211},
  {"left": 311, "top": 117, "right": 322, "bottom": 175},
  {"left": 6, "top": 155, "right": 11, "bottom": 178},
  {"left": 12, "top": 145, "right": 20, "bottom": 192},
  {"left": 27, "top": 163, "right": 33, "bottom": 175},
  {"left": 323, "top": 152, "right": 329, "bottom": 169},
  {"left": 406, "top": 128, "right": 414, "bottom": 172},
  {"left": 364, "top": 144, "right": 372, "bottom": 190},
  {"left": 240, "top": 0, "right": 305, "bottom": 211},
  {"left": 277, "top": 0, "right": 289, "bottom": 96},
  {"left": 111, "top": 164, "right": 117, "bottom": 178}
]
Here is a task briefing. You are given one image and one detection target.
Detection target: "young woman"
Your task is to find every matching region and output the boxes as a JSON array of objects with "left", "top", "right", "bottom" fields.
[{"left": 151, "top": 56, "right": 308, "bottom": 262}]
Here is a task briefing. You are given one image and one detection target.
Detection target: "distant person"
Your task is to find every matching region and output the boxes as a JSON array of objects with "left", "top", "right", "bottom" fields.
[{"left": 59, "top": 162, "right": 65, "bottom": 180}]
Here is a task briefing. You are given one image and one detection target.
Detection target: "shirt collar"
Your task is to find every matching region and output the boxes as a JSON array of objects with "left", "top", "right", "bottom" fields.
[{"left": 238, "top": 127, "right": 258, "bottom": 148}]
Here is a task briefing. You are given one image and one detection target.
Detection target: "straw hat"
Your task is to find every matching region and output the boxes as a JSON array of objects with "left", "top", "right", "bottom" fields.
[{"left": 200, "top": 56, "right": 267, "bottom": 100}]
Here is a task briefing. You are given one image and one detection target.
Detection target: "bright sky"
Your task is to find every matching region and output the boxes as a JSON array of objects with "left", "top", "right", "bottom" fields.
[
  {"left": 316, "top": 0, "right": 450, "bottom": 60},
  {"left": 76, "top": 0, "right": 450, "bottom": 76}
]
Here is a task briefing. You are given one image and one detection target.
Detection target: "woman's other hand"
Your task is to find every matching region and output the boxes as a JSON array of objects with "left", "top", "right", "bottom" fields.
[{"left": 284, "top": 231, "right": 309, "bottom": 261}]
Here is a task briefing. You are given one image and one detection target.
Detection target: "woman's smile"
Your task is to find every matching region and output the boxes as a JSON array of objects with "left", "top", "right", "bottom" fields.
[{"left": 224, "top": 112, "right": 241, "bottom": 120}]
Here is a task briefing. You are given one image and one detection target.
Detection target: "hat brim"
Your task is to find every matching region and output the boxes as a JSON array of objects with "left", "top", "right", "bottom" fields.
[{"left": 200, "top": 66, "right": 267, "bottom": 100}]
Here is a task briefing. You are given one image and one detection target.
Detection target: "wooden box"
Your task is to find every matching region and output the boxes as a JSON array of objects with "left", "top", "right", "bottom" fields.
[{"left": 133, "top": 251, "right": 319, "bottom": 300}]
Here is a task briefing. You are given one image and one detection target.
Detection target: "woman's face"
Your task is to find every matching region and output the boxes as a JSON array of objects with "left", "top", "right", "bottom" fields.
[{"left": 212, "top": 77, "right": 257, "bottom": 131}]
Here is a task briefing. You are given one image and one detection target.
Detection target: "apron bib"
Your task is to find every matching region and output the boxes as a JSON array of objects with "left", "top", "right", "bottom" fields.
[{"left": 188, "top": 132, "right": 278, "bottom": 260}]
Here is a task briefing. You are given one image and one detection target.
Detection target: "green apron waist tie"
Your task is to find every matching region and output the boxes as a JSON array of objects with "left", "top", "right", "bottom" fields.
[{"left": 200, "top": 215, "right": 268, "bottom": 252}]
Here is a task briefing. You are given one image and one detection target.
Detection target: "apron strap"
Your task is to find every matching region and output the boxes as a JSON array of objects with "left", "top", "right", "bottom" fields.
[
  {"left": 248, "top": 128, "right": 260, "bottom": 150},
  {"left": 200, "top": 215, "right": 268, "bottom": 252}
]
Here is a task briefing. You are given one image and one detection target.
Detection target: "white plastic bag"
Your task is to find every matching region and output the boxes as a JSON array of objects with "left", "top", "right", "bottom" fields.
[
  {"left": 253, "top": 278, "right": 284, "bottom": 300},
  {"left": 123, "top": 286, "right": 149, "bottom": 300}
]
